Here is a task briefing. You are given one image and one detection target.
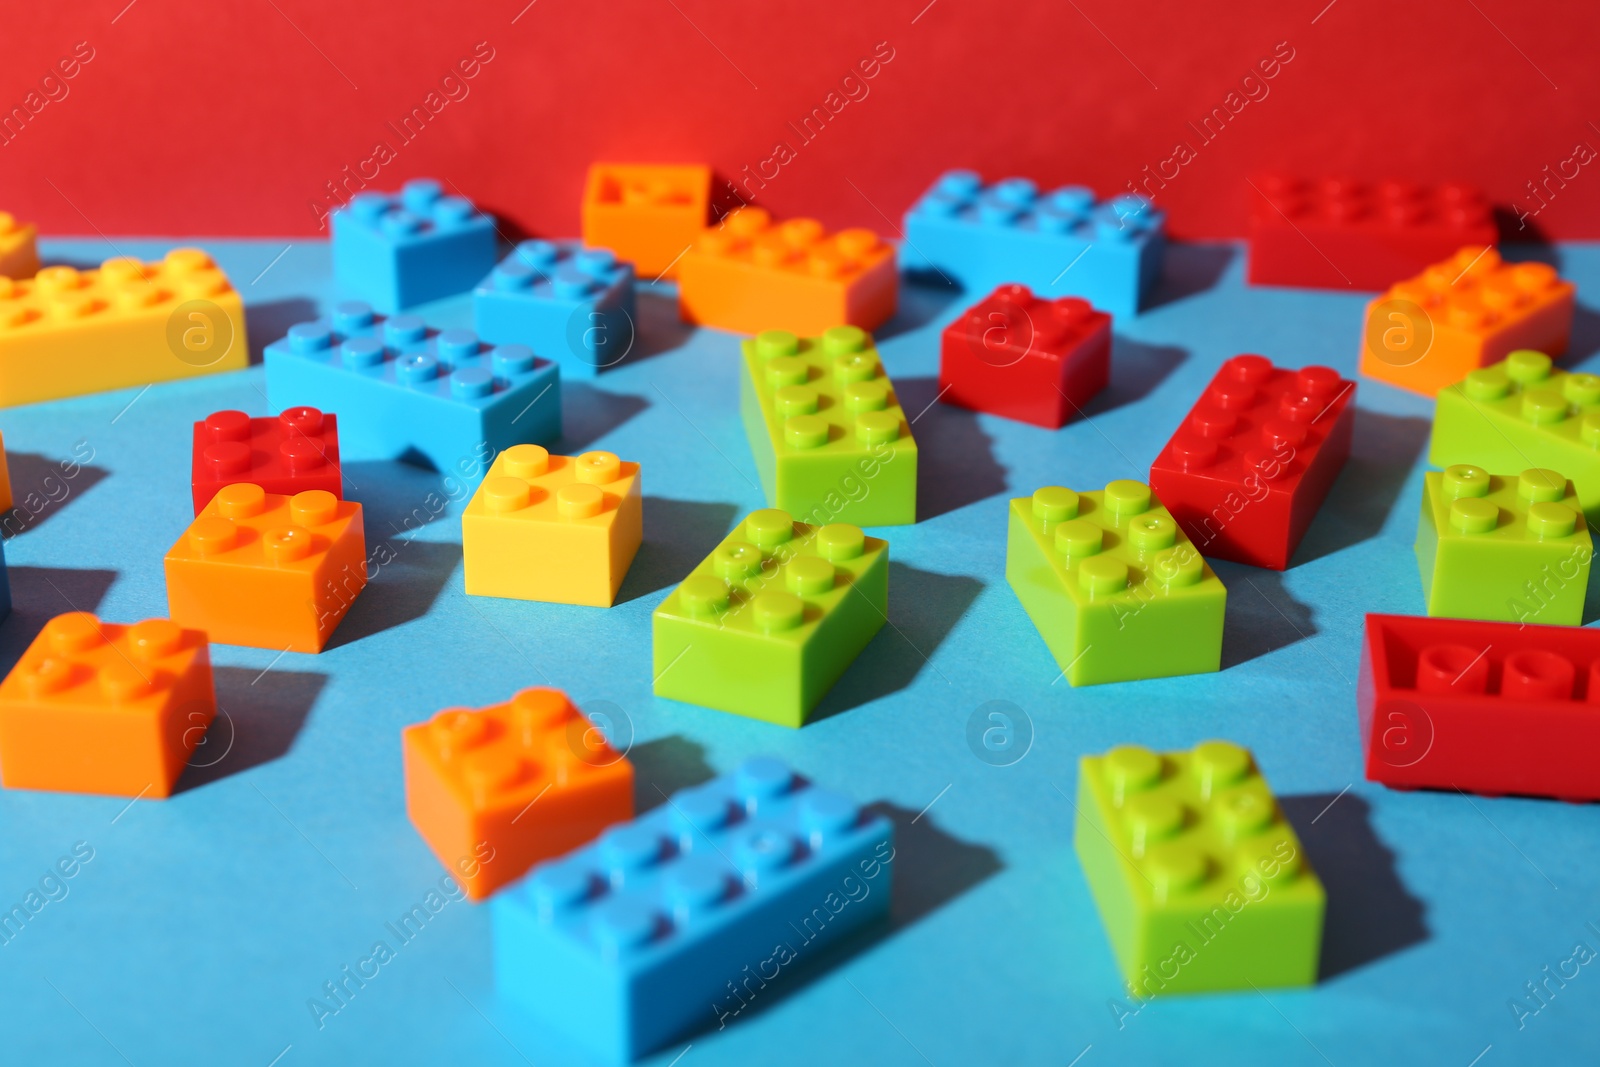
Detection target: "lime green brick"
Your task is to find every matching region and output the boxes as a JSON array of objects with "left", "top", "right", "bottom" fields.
[
  {"left": 1432, "top": 350, "right": 1600, "bottom": 523},
  {"left": 1416, "top": 465, "right": 1590, "bottom": 625},
  {"left": 1075, "top": 742, "right": 1324, "bottom": 997},
  {"left": 651, "top": 508, "right": 887, "bottom": 727},
  {"left": 740, "top": 326, "right": 917, "bottom": 527},
  {"left": 1006, "top": 482, "right": 1225, "bottom": 686}
]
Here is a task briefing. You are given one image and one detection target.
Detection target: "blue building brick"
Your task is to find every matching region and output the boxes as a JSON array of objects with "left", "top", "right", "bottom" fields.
[
  {"left": 902, "top": 170, "right": 1165, "bottom": 318},
  {"left": 473, "top": 240, "right": 638, "bottom": 379},
  {"left": 331, "top": 178, "right": 498, "bottom": 313},
  {"left": 492, "top": 757, "right": 895, "bottom": 1061},
  {"left": 263, "top": 302, "right": 560, "bottom": 484}
]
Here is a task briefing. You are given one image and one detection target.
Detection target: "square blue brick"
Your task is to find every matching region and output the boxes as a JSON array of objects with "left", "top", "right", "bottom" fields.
[
  {"left": 331, "top": 178, "right": 498, "bottom": 313},
  {"left": 263, "top": 301, "right": 560, "bottom": 485},
  {"left": 492, "top": 757, "right": 895, "bottom": 1061},
  {"left": 473, "top": 240, "right": 638, "bottom": 379},
  {"left": 903, "top": 169, "right": 1165, "bottom": 318}
]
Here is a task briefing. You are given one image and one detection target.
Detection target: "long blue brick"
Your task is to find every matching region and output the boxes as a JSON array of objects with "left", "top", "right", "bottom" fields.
[
  {"left": 472, "top": 240, "right": 637, "bottom": 379},
  {"left": 902, "top": 170, "right": 1165, "bottom": 317},
  {"left": 263, "top": 301, "right": 560, "bottom": 484},
  {"left": 331, "top": 178, "right": 498, "bottom": 312},
  {"left": 492, "top": 757, "right": 895, "bottom": 1061}
]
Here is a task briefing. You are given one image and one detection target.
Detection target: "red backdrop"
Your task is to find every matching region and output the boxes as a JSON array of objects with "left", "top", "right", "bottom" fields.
[{"left": 3, "top": 0, "right": 1597, "bottom": 240}]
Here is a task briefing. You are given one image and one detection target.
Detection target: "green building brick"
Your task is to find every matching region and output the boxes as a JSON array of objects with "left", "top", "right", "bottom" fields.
[
  {"left": 1432, "top": 350, "right": 1600, "bottom": 522},
  {"left": 1006, "top": 482, "right": 1225, "bottom": 686},
  {"left": 1075, "top": 741, "right": 1324, "bottom": 997},
  {"left": 740, "top": 326, "right": 917, "bottom": 527},
  {"left": 652, "top": 508, "right": 887, "bottom": 727},
  {"left": 1416, "top": 465, "right": 1590, "bottom": 625}
]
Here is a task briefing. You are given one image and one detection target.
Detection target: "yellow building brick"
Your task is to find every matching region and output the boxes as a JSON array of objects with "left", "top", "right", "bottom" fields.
[{"left": 0, "top": 214, "right": 39, "bottom": 280}]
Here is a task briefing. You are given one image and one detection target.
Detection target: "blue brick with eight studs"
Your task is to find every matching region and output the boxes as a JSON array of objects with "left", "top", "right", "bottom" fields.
[
  {"left": 473, "top": 240, "right": 637, "bottom": 379},
  {"left": 331, "top": 178, "right": 498, "bottom": 313}
]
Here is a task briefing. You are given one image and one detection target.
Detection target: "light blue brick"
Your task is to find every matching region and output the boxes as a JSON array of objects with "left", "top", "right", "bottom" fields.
[
  {"left": 902, "top": 169, "right": 1165, "bottom": 318},
  {"left": 472, "top": 240, "right": 637, "bottom": 379},
  {"left": 331, "top": 178, "right": 498, "bottom": 313},
  {"left": 492, "top": 757, "right": 895, "bottom": 1061},
  {"left": 263, "top": 301, "right": 560, "bottom": 484}
]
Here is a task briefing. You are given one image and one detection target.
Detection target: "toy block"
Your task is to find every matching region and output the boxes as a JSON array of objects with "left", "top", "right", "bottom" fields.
[
  {"left": 0, "top": 212, "right": 39, "bottom": 279},
  {"left": 0, "top": 250, "right": 247, "bottom": 407},
  {"left": 1075, "top": 741, "right": 1324, "bottom": 996},
  {"left": 1247, "top": 174, "right": 1497, "bottom": 290},
  {"left": 1149, "top": 355, "right": 1356, "bottom": 570},
  {"left": 191, "top": 407, "right": 342, "bottom": 515},
  {"left": 653, "top": 510, "right": 888, "bottom": 727},
  {"left": 740, "top": 326, "right": 917, "bottom": 527},
  {"left": 0, "top": 613, "right": 214, "bottom": 797},
  {"left": 581, "top": 163, "right": 711, "bottom": 280},
  {"left": 0, "top": 428, "right": 12, "bottom": 512},
  {"left": 1359, "top": 247, "right": 1574, "bottom": 396},
  {"left": 678, "top": 207, "right": 896, "bottom": 336},
  {"left": 264, "top": 302, "right": 560, "bottom": 483},
  {"left": 463, "top": 445, "right": 642, "bottom": 607},
  {"left": 902, "top": 170, "right": 1164, "bottom": 318},
  {"left": 1416, "top": 465, "right": 1589, "bottom": 625},
  {"left": 164, "top": 484, "right": 367, "bottom": 653},
  {"left": 473, "top": 240, "right": 637, "bottom": 379},
  {"left": 1359, "top": 613, "right": 1600, "bottom": 801},
  {"left": 1007, "top": 482, "right": 1226, "bottom": 686},
  {"left": 331, "top": 178, "right": 498, "bottom": 312},
  {"left": 1431, "top": 350, "right": 1600, "bottom": 522},
  {"left": 403, "top": 687, "right": 634, "bottom": 900},
  {"left": 937, "top": 283, "right": 1111, "bottom": 428},
  {"left": 493, "top": 756, "right": 894, "bottom": 1060}
]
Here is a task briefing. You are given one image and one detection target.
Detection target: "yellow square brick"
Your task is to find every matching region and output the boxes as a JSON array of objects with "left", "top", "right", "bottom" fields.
[
  {"left": 0, "top": 213, "right": 39, "bottom": 280},
  {"left": 463, "top": 445, "right": 642, "bottom": 607}
]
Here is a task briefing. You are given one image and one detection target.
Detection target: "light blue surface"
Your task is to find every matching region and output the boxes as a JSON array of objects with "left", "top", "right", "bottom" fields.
[
  {"left": 473, "top": 240, "right": 638, "bottom": 379},
  {"left": 331, "top": 179, "right": 498, "bottom": 312},
  {"left": 1, "top": 235, "right": 1598, "bottom": 1066}
]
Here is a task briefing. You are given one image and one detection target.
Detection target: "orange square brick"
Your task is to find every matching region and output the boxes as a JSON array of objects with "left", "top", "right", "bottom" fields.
[
  {"left": 1359, "top": 247, "right": 1575, "bottom": 396},
  {"left": 0, "top": 212, "right": 39, "bottom": 280},
  {"left": 0, "top": 613, "right": 215, "bottom": 797},
  {"left": 164, "top": 483, "right": 367, "bottom": 653},
  {"left": 678, "top": 207, "right": 897, "bottom": 336},
  {"left": 463, "top": 445, "right": 642, "bottom": 607},
  {"left": 402, "top": 687, "right": 633, "bottom": 900},
  {"left": 582, "top": 163, "right": 712, "bottom": 280}
]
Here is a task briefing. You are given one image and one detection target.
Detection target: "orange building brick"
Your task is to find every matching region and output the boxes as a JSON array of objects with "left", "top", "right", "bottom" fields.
[
  {"left": 0, "top": 213, "right": 39, "bottom": 280},
  {"left": 402, "top": 687, "right": 633, "bottom": 900},
  {"left": 582, "top": 163, "right": 712, "bottom": 280},
  {"left": 0, "top": 429, "right": 12, "bottom": 513},
  {"left": 164, "top": 484, "right": 367, "bottom": 653},
  {"left": 1359, "top": 247, "right": 1575, "bottom": 396},
  {"left": 0, "top": 613, "right": 215, "bottom": 797},
  {"left": 678, "top": 207, "right": 897, "bottom": 336},
  {"left": 462, "top": 445, "right": 641, "bottom": 607}
]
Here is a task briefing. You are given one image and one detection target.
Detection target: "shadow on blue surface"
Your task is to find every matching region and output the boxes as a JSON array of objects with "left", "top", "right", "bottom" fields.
[
  {"left": 1092, "top": 337, "right": 1187, "bottom": 417},
  {"left": 627, "top": 288, "right": 695, "bottom": 364},
  {"left": 630, "top": 734, "right": 718, "bottom": 814},
  {"left": 2, "top": 451, "right": 111, "bottom": 537},
  {"left": 561, "top": 382, "right": 651, "bottom": 453},
  {"left": 0, "top": 566, "right": 117, "bottom": 675},
  {"left": 176, "top": 666, "right": 326, "bottom": 792},
  {"left": 1146, "top": 242, "right": 1236, "bottom": 312},
  {"left": 617, "top": 497, "right": 741, "bottom": 606},
  {"left": 1217, "top": 565, "right": 1314, "bottom": 669},
  {"left": 1294, "top": 410, "right": 1430, "bottom": 567},
  {"left": 245, "top": 297, "right": 318, "bottom": 366},
  {"left": 326, "top": 538, "right": 461, "bottom": 650},
  {"left": 878, "top": 276, "right": 962, "bottom": 341},
  {"left": 897, "top": 376, "right": 1006, "bottom": 521},
  {"left": 1280, "top": 790, "right": 1429, "bottom": 981}
]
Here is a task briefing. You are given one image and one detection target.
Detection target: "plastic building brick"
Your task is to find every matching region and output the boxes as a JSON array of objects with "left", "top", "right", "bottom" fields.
[
  {"left": 164, "top": 484, "right": 367, "bottom": 653},
  {"left": 902, "top": 170, "right": 1164, "bottom": 318},
  {"left": 1359, "top": 613, "right": 1600, "bottom": 801},
  {"left": 1416, "top": 466, "right": 1589, "bottom": 625},
  {"left": 463, "top": 445, "right": 642, "bottom": 607},
  {"left": 263, "top": 302, "right": 560, "bottom": 483},
  {"left": 1075, "top": 741, "right": 1324, "bottom": 996},
  {"left": 1359, "top": 247, "right": 1575, "bottom": 397},
  {"left": 653, "top": 510, "right": 888, "bottom": 727},
  {"left": 1431, "top": 350, "right": 1600, "bottom": 522},
  {"left": 740, "top": 327, "right": 917, "bottom": 528},
  {"left": 581, "top": 163, "right": 711, "bottom": 280},
  {"left": 677, "top": 207, "right": 896, "bottom": 336},
  {"left": 0, "top": 250, "right": 247, "bottom": 408},
  {"left": 190, "top": 407, "right": 342, "bottom": 515},
  {"left": 937, "top": 283, "right": 1112, "bottom": 428},
  {"left": 403, "top": 687, "right": 634, "bottom": 900},
  {"left": 472, "top": 240, "right": 637, "bottom": 379},
  {"left": 0, "top": 212, "right": 39, "bottom": 280},
  {"left": 1149, "top": 355, "right": 1356, "bottom": 570},
  {"left": 1247, "top": 175, "right": 1497, "bottom": 290},
  {"left": 1007, "top": 482, "right": 1226, "bottom": 686},
  {"left": 0, "top": 613, "right": 214, "bottom": 797},
  {"left": 0, "top": 428, "right": 11, "bottom": 512},
  {"left": 330, "top": 178, "right": 497, "bottom": 313},
  {"left": 493, "top": 757, "right": 894, "bottom": 1060}
]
